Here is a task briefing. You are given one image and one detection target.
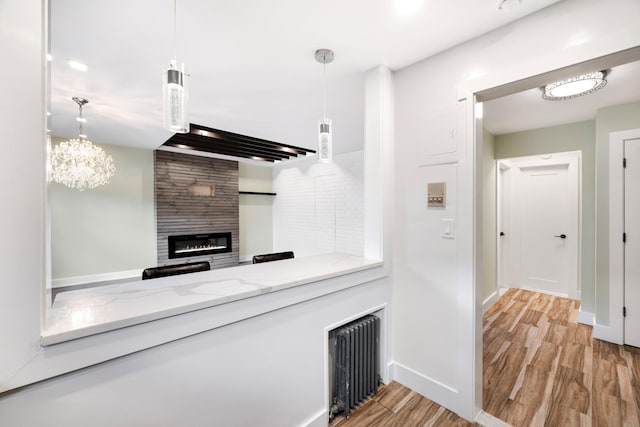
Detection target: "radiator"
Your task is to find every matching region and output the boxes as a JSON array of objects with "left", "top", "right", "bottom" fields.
[{"left": 330, "top": 314, "right": 380, "bottom": 420}]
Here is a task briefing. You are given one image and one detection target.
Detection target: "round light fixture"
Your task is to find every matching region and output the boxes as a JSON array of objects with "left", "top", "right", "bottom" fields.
[
  {"left": 541, "top": 71, "right": 607, "bottom": 101},
  {"left": 50, "top": 98, "right": 116, "bottom": 191}
]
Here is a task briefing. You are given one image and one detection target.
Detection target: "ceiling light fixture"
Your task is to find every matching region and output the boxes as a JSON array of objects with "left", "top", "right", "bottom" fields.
[
  {"left": 497, "top": 0, "right": 521, "bottom": 10},
  {"left": 541, "top": 70, "right": 607, "bottom": 101},
  {"left": 395, "top": 0, "right": 424, "bottom": 16},
  {"left": 316, "top": 48, "right": 334, "bottom": 163},
  {"left": 50, "top": 97, "right": 115, "bottom": 191},
  {"left": 163, "top": 0, "right": 189, "bottom": 133},
  {"left": 67, "top": 59, "right": 88, "bottom": 71}
]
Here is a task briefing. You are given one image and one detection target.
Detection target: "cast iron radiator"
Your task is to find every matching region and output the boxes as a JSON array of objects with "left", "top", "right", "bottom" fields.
[{"left": 329, "top": 314, "right": 380, "bottom": 420}]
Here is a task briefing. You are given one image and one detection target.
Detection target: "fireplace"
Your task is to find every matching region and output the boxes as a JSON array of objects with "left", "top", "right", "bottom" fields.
[{"left": 168, "top": 232, "right": 232, "bottom": 259}]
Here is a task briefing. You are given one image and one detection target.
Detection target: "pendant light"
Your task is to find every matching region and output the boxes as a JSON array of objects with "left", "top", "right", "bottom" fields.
[
  {"left": 163, "top": 0, "right": 189, "bottom": 133},
  {"left": 50, "top": 98, "right": 116, "bottom": 191},
  {"left": 316, "top": 49, "right": 334, "bottom": 163}
]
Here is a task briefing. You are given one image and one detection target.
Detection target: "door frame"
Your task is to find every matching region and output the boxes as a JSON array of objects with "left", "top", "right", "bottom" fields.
[
  {"left": 497, "top": 152, "right": 582, "bottom": 300},
  {"left": 496, "top": 161, "right": 511, "bottom": 291},
  {"left": 607, "top": 128, "right": 640, "bottom": 345}
]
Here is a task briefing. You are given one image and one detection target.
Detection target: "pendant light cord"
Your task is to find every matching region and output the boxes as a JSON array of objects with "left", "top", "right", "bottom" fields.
[
  {"left": 78, "top": 104, "right": 84, "bottom": 138},
  {"left": 173, "top": 0, "right": 177, "bottom": 63},
  {"left": 322, "top": 58, "right": 327, "bottom": 120}
]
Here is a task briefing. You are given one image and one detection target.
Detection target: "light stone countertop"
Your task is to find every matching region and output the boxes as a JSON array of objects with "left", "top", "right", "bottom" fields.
[{"left": 43, "top": 253, "right": 383, "bottom": 345}]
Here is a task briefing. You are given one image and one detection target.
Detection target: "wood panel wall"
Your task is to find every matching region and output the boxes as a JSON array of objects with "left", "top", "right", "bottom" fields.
[{"left": 155, "top": 150, "right": 239, "bottom": 269}]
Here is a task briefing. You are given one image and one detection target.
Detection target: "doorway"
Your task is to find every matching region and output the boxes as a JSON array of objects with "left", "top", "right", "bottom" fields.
[{"left": 497, "top": 152, "right": 581, "bottom": 300}]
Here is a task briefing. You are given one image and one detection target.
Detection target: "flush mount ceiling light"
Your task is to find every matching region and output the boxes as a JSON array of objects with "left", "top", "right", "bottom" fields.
[
  {"left": 163, "top": 0, "right": 189, "bottom": 133},
  {"left": 316, "top": 48, "right": 334, "bottom": 163},
  {"left": 395, "top": 0, "right": 424, "bottom": 16},
  {"left": 67, "top": 59, "right": 88, "bottom": 71},
  {"left": 541, "top": 70, "right": 608, "bottom": 101},
  {"left": 50, "top": 97, "right": 115, "bottom": 191},
  {"left": 497, "top": 0, "right": 522, "bottom": 10}
]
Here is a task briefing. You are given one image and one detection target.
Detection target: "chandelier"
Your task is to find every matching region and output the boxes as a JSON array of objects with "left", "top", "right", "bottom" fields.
[{"left": 50, "top": 97, "right": 115, "bottom": 191}]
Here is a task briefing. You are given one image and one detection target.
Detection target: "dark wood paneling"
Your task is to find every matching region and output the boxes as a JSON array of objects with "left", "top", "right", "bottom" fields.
[
  {"left": 162, "top": 123, "right": 316, "bottom": 162},
  {"left": 155, "top": 150, "right": 239, "bottom": 269}
]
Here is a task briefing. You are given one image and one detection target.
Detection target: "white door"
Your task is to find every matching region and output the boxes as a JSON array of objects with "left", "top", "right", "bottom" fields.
[
  {"left": 625, "top": 138, "right": 640, "bottom": 347},
  {"left": 503, "top": 155, "right": 580, "bottom": 299}
]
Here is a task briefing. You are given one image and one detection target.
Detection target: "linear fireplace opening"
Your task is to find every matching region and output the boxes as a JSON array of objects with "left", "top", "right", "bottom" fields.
[{"left": 168, "top": 232, "right": 232, "bottom": 259}]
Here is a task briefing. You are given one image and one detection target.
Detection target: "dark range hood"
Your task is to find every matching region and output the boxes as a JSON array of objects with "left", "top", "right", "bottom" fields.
[{"left": 162, "top": 123, "right": 316, "bottom": 163}]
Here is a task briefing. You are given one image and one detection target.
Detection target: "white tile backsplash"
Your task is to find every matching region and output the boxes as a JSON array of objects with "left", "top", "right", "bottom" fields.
[{"left": 273, "top": 151, "right": 364, "bottom": 257}]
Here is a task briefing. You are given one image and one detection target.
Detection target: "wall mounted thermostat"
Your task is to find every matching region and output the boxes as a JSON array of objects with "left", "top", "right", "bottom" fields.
[{"left": 427, "top": 182, "right": 446, "bottom": 208}]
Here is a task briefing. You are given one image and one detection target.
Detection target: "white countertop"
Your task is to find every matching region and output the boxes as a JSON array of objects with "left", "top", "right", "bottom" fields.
[{"left": 43, "top": 253, "right": 382, "bottom": 345}]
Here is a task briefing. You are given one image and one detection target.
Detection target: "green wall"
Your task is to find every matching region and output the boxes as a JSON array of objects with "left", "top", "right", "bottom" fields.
[
  {"left": 494, "top": 120, "right": 596, "bottom": 314},
  {"left": 51, "top": 139, "right": 156, "bottom": 279},
  {"left": 595, "top": 101, "right": 640, "bottom": 325}
]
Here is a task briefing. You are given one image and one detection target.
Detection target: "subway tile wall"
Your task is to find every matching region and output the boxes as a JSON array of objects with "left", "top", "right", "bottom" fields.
[{"left": 273, "top": 150, "right": 364, "bottom": 257}]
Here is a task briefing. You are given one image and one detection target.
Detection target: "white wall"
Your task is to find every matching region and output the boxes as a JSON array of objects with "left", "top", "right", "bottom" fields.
[
  {"left": 238, "top": 163, "right": 274, "bottom": 261},
  {"left": 0, "top": 278, "right": 390, "bottom": 427},
  {"left": 392, "top": 0, "right": 640, "bottom": 419},
  {"left": 272, "top": 151, "right": 364, "bottom": 258},
  {"left": 50, "top": 139, "right": 156, "bottom": 279}
]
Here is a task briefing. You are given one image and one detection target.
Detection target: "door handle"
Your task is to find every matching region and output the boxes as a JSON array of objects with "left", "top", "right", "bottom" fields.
[
  {"left": 500, "top": 232, "right": 505, "bottom": 237},
  {"left": 554, "top": 234, "right": 567, "bottom": 239}
]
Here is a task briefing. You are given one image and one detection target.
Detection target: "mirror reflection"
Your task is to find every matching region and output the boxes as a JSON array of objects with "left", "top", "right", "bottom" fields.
[{"left": 47, "top": 2, "right": 366, "bottom": 292}]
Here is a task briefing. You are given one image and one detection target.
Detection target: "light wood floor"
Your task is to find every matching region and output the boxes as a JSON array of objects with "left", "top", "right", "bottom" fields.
[
  {"left": 484, "top": 288, "right": 640, "bottom": 426},
  {"left": 332, "top": 381, "right": 474, "bottom": 427},
  {"left": 331, "top": 288, "right": 640, "bottom": 426}
]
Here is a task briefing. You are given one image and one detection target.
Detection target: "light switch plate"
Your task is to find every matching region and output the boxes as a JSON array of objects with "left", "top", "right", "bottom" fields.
[
  {"left": 428, "top": 182, "right": 446, "bottom": 208},
  {"left": 442, "top": 219, "right": 455, "bottom": 239}
]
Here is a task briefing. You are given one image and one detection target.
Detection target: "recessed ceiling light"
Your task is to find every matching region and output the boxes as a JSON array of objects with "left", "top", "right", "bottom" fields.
[
  {"left": 541, "top": 71, "right": 607, "bottom": 101},
  {"left": 395, "top": 0, "right": 423, "bottom": 16},
  {"left": 67, "top": 59, "right": 88, "bottom": 72},
  {"left": 497, "top": 0, "right": 521, "bottom": 10}
]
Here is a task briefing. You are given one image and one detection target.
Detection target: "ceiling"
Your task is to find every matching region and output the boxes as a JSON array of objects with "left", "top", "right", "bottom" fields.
[
  {"left": 49, "top": 0, "right": 564, "bottom": 156},
  {"left": 483, "top": 59, "right": 640, "bottom": 135}
]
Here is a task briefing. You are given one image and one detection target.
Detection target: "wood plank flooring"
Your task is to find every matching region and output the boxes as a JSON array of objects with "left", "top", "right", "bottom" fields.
[
  {"left": 332, "top": 381, "right": 475, "bottom": 427},
  {"left": 331, "top": 288, "right": 640, "bottom": 426},
  {"left": 484, "top": 288, "right": 640, "bottom": 426}
]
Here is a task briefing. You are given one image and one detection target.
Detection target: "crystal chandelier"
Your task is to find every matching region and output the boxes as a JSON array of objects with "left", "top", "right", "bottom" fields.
[
  {"left": 50, "top": 97, "right": 115, "bottom": 191},
  {"left": 316, "top": 49, "right": 334, "bottom": 163}
]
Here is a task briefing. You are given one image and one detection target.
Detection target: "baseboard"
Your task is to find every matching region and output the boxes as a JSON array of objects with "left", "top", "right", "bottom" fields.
[
  {"left": 578, "top": 309, "right": 594, "bottom": 326},
  {"left": 482, "top": 291, "right": 499, "bottom": 314},
  {"left": 593, "top": 323, "right": 623, "bottom": 345},
  {"left": 389, "top": 361, "right": 461, "bottom": 418},
  {"left": 476, "top": 411, "right": 513, "bottom": 427},
  {"left": 300, "top": 409, "right": 327, "bottom": 427}
]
